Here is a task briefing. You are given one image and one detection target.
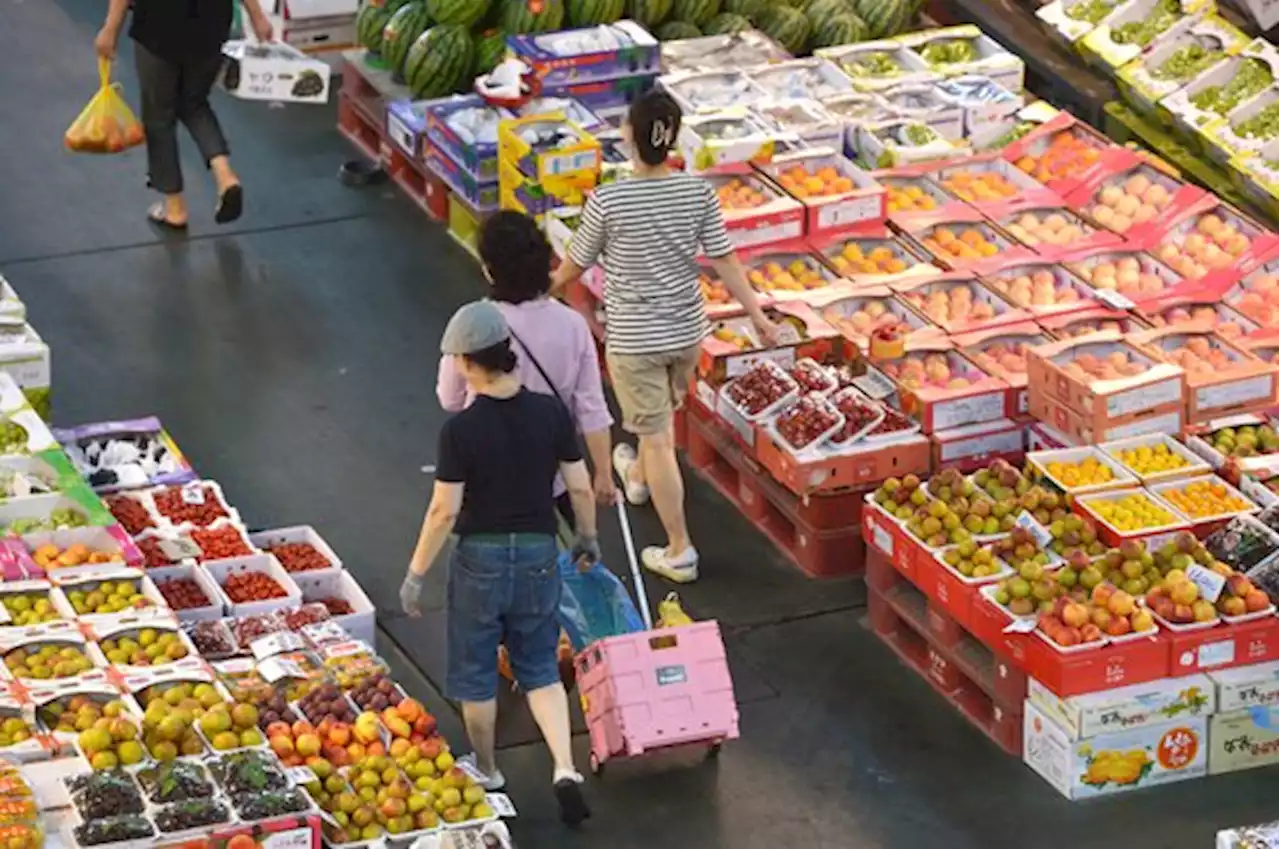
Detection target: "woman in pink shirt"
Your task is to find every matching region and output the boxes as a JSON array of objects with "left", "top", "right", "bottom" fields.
[{"left": 438, "top": 211, "right": 615, "bottom": 518}]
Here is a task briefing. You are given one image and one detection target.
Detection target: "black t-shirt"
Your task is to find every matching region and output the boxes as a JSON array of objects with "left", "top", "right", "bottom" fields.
[
  {"left": 130, "top": 0, "right": 233, "bottom": 62},
  {"left": 436, "top": 390, "right": 581, "bottom": 537}
]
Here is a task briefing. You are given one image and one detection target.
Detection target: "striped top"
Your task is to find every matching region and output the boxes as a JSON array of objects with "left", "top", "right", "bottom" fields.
[{"left": 568, "top": 172, "right": 735, "bottom": 356}]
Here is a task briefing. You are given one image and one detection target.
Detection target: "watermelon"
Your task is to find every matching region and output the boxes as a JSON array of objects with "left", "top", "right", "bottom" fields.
[
  {"left": 568, "top": 0, "right": 625, "bottom": 24},
  {"left": 811, "top": 11, "right": 867, "bottom": 47},
  {"left": 473, "top": 28, "right": 507, "bottom": 75},
  {"left": 405, "top": 24, "right": 475, "bottom": 98},
  {"left": 703, "top": 12, "right": 749, "bottom": 33},
  {"left": 803, "top": 0, "right": 851, "bottom": 23},
  {"left": 851, "top": 0, "right": 912, "bottom": 37},
  {"left": 501, "top": 0, "right": 566, "bottom": 32},
  {"left": 723, "top": 0, "right": 763, "bottom": 19},
  {"left": 427, "top": 0, "right": 490, "bottom": 25},
  {"left": 656, "top": 20, "right": 702, "bottom": 38},
  {"left": 760, "top": 4, "right": 809, "bottom": 53},
  {"left": 671, "top": 0, "right": 719, "bottom": 26},
  {"left": 627, "top": 0, "right": 673, "bottom": 27},
  {"left": 356, "top": 0, "right": 400, "bottom": 53},
  {"left": 382, "top": 2, "right": 431, "bottom": 79}
]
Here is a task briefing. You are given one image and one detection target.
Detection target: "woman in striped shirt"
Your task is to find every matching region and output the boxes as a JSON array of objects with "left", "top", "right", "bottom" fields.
[{"left": 553, "top": 90, "right": 777, "bottom": 584}]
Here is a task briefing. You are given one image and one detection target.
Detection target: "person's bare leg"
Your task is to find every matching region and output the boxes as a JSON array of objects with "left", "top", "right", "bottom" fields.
[
  {"left": 210, "top": 155, "right": 239, "bottom": 193},
  {"left": 460, "top": 699, "right": 498, "bottom": 777},
  {"left": 159, "top": 194, "right": 188, "bottom": 226},
  {"left": 527, "top": 683, "right": 589, "bottom": 825},
  {"left": 630, "top": 439, "right": 647, "bottom": 487},
  {"left": 640, "top": 424, "right": 691, "bottom": 553}
]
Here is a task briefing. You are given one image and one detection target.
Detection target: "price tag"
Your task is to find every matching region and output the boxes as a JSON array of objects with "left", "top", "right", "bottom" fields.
[
  {"left": 1186, "top": 564, "right": 1227, "bottom": 603},
  {"left": 157, "top": 538, "right": 202, "bottom": 561},
  {"left": 258, "top": 655, "right": 306, "bottom": 683},
  {"left": 251, "top": 631, "right": 305, "bottom": 660},
  {"left": 455, "top": 759, "right": 488, "bottom": 783},
  {"left": 1105, "top": 378, "right": 1181, "bottom": 418},
  {"left": 871, "top": 521, "right": 894, "bottom": 557},
  {"left": 852, "top": 367, "right": 896, "bottom": 401},
  {"left": 1197, "top": 375, "right": 1273, "bottom": 413},
  {"left": 386, "top": 111, "right": 417, "bottom": 158},
  {"left": 259, "top": 827, "right": 314, "bottom": 849},
  {"left": 486, "top": 793, "right": 517, "bottom": 818},
  {"left": 322, "top": 640, "right": 375, "bottom": 659},
  {"left": 180, "top": 483, "right": 206, "bottom": 505},
  {"left": 301, "top": 621, "right": 349, "bottom": 647},
  {"left": 1014, "top": 512, "right": 1053, "bottom": 549},
  {"left": 213, "top": 657, "right": 256, "bottom": 676},
  {"left": 285, "top": 765, "right": 318, "bottom": 785},
  {"left": 1093, "top": 289, "right": 1135, "bottom": 311},
  {"left": 1004, "top": 617, "right": 1039, "bottom": 634}
]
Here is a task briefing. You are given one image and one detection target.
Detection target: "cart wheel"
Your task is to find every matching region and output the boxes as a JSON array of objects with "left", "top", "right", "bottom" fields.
[
  {"left": 589, "top": 752, "right": 603, "bottom": 776},
  {"left": 707, "top": 742, "right": 722, "bottom": 759}
]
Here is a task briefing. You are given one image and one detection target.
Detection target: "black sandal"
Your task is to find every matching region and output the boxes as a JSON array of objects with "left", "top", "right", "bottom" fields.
[
  {"left": 215, "top": 184, "right": 243, "bottom": 224},
  {"left": 147, "top": 205, "right": 188, "bottom": 232}
]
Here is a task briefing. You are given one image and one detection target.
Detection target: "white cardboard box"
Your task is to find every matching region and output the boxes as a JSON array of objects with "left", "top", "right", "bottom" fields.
[
  {"left": 1208, "top": 662, "right": 1280, "bottom": 712},
  {"left": 270, "top": 0, "right": 358, "bottom": 53},
  {"left": 220, "top": 40, "right": 332, "bottom": 104},
  {"left": 1028, "top": 674, "right": 1215, "bottom": 740},
  {"left": 1208, "top": 706, "right": 1279, "bottom": 774},
  {"left": 1023, "top": 699, "right": 1208, "bottom": 799}
]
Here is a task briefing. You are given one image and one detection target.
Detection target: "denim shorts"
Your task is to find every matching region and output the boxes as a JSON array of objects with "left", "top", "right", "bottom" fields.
[{"left": 446, "top": 534, "right": 562, "bottom": 703}]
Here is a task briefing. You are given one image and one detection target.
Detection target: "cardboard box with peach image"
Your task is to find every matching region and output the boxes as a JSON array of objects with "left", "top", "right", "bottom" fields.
[
  {"left": 953, "top": 320, "right": 1055, "bottom": 417},
  {"left": 1132, "top": 292, "right": 1261, "bottom": 342},
  {"left": 899, "top": 209, "right": 1035, "bottom": 274},
  {"left": 1128, "top": 327, "right": 1279, "bottom": 425},
  {"left": 704, "top": 166, "right": 806, "bottom": 252},
  {"left": 872, "top": 339, "right": 1013, "bottom": 432},
  {"left": 1025, "top": 331, "right": 1185, "bottom": 435},
  {"left": 1036, "top": 304, "right": 1152, "bottom": 340},
  {"left": 1001, "top": 111, "right": 1113, "bottom": 196},
  {"left": 807, "top": 227, "right": 941, "bottom": 287},
  {"left": 755, "top": 147, "right": 887, "bottom": 237},
  {"left": 890, "top": 272, "right": 1029, "bottom": 334},
  {"left": 697, "top": 301, "right": 841, "bottom": 385},
  {"left": 926, "top": 153, "right": 1061, "bottom": 210},
  {"left": 979, "top": 259, "right": 1101, "bottom": 318},
  {"left": 1146, "top": 197, "right": 1279, "bottom": 282},
  {"left": 1063, "top": 150, "right": 1208, "bottom": 243},
  {"left": 805, "top": 286, "right": 946, "bottom": 353},
  {"left": 986, "top": 199, "right": 1123, "bottom": 256}
]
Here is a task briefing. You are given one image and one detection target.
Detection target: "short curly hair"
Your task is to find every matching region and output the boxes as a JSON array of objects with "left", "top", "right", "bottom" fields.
[{"left": 478, "top": 211, "right": 553, "bottom": 305}]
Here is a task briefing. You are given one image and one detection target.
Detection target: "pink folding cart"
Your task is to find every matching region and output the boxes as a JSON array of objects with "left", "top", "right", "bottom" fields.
[{"left": 575, "top": 503, "right": 740, "bottom": 775}]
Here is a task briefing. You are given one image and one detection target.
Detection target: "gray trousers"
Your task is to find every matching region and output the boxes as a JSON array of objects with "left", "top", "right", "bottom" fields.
[{"left": 134, "top": 41, "right": 229, "bottom": 195}]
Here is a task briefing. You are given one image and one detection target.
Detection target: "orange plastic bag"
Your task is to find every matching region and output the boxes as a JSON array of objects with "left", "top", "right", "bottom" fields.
[{"left": 64, "top": 58, "right": 145, "bottom": 154}]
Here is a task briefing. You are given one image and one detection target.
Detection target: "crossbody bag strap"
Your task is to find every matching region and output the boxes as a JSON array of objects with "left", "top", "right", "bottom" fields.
[{"left": 508, "top": 327, "right": 576, "bottom": 427}]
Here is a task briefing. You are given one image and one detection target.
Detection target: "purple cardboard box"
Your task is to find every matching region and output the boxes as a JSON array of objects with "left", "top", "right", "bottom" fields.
[
  {"left": 542, "top": 73, "right": 657, "bottom": 118},
  {"left": 423, "top": 95, "right": 514, "bottom": 182},
  {"left": 425, "top": 143, "right": 499, "bottom": 212},
  {"left": 52, "top": 416, "right": 197, "bottom": 493},
  {"left": 507, "top": 20, "right": 659, "bottom": 88}
]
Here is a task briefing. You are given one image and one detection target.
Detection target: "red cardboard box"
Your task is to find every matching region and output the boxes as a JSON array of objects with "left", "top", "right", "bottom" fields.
[
  {"left": 757, "top": 148, "right": 887, "bottom": 237},
  {"left": 1218, "top": 258, "right": 1278, "bottom": 331},
  {"left": 891, "top": 273, "right": 1030, "bottom": 335},
  {"left": 808, "top": 226, "right": 942, "bottom": 287},
  {"left": 986, "top": 199, "right": 1123, "bottom": 255},
  {"left": 1029, "top": 387, "right": 1184, "bottom": 444},
  {"left": 807, "top": 286, "right": 947, "bottom": 352},
  {"left": 1132, "top": 292, "right": 1261, "bottom": 342},
  {"left": 1036, "top": 305, "right": 1151, "bottom": 340},
  {"left": 1062, "top": 150, "right": 1207, "bottom": 245},
  {"left": 699, "top": 301, "right": 841, "bottom": 385},
  {"left": 735, "top": 238, "right": 851, "bottom": 303},
  {"left": 1060, "top": 244, "right": 1185, "bottom": 303},
  {"left": 927, "top": 153, "right": 1061, "bottom": 211},
  {"left": 1128, "top": 327, "right": 1279, "bottom": 425},
  {"left": 872, "top": 164, "right": 972, "bottom": 229},
  {"left": 953, "top": 320, "right": 1054, "bottom": 418},
  {"left": 1147, "top": 197, "right": 1280, "bottom": 283},
  {"left": 931, "top": 416, "right": 1026, "bottom": 471},
  {"left": 898, "top": 208, "right": 1034, "bottom": 274},
  {"left": 979, "top": 258, "right": 1100, "bottom": 319},
  {"left": 874, "top": 339, "right": 1012, "bottom": 432},
  {"left": 706, "top": 167, "right": 806, "bottom": 252},
  {"left": 1000, "top": 112, "right": 1113, "bottom": 197}
]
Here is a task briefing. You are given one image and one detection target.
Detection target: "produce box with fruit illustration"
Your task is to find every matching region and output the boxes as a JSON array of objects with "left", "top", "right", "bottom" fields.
[
  {"left": 508, "top": 20, "right": 658, "bottom": 88},
  {"left": 679, "top": 110, "right": 781, "bottom": 175},
  {"left": 498, "top": 113, "right": 600, "bottom": 192},
  {"left": 1027, "top": 673, "right": 1213, "bottom": 739},
  {"left": 220, "top": 40, "right": 330, "bottom": 104},
  {"left": 1114, "top": 16, "right": 1250, "bottom": 117},
  {"left": 756, "top": 148, "right": 886, "bottom": 237},
  {"left": 1063, "top": 151, "right": 1208, "bottom": 244},
  {"left": 815, "top": 40, "right": 937, "bottom": 93},
  {"left": 1079, "top": 0, "right": 1214, "bottom": 72},
  {"left": 1036, "top": 0, "right": 1122, "bottom": 46},
  {"left": 1026, "top": 331, "right": 1185, "bottom": 431},
  {"left": 955, "top": 321, "right": 1057, "bottom": 416},
  {"left": 1209, "top": 661, "right": 1279, "bottom": 711},
  {"left": 1129, "top": 327, "right": 1277, "bottom": 424},
  {"left": 706, "top": 170, "right": 806, "bottom": 251},
  {"left": 698, "top": 301, "right": 840, "bottom": 387},
  {"left": 852, "top": 118, "right": 959, "bottom": 171},
  {"left": 873, "top": 340, "right": 1014, "bottom": 433},
  {"left": 1208, "top": 705, "right": 1279, "bottom": 773},
  {"left": 1198, "top": 84, "right": 1277, "bottom": 169},
  {"left": 0, "top": 322, "right": 51, "bottom": 421},
  {"left": 897, "top": 25, "right": 1027, "bottom": 92},
  {"left": 1022, "top": 699, "right": 1208, "bottom": 798},
  {"left": 1002, "top": 113, "right": 1113, "bottom": 196},
  {"left": 1162, "top": 39, "right": 1278, "bottom": 153}
]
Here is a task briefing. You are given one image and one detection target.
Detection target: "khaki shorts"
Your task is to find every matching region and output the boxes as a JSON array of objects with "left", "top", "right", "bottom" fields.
[{"left": 607, "top": 346, "right": 700, "bottom": 435}]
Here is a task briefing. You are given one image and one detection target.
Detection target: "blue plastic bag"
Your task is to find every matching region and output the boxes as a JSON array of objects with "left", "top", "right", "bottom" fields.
[{"left": 556, "top": 552, "right": 645, "bottom": 652}]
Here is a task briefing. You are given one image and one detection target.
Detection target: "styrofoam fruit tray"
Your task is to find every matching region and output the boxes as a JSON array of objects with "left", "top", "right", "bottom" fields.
[
  {"left": 979, "top": 583, "right": 1037, "bottom": 622},
  {"left": 1034, "top": 626, "right": 1110, "bottom": 653},
  {"left": 141, "top": 564, "right": 228, "bottom": 622},
  {"left": 1220, "top": 604, "right": 1277, "bottom": 625},
  {"left": 247, "top": 525, "right": 342, "bottom": 575},
  {"left": 1148, "top": 475, "right": 1262, "bottom": 525},
  {"left": 147, "top": 481, "right": 238, "bottom": 530},
  {"left": 1098, "top": 433, "right": 1213, "bottom": 484},
  {"left": 203, "top": 554, "right": 302, "bottom": 618},
  {"left": 1027, "top": 446, "right": 1139, "bottom": 494}
]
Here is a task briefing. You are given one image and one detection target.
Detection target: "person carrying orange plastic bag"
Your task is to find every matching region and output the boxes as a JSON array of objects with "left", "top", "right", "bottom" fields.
[
  {"left": 94, "top": 0, "right": 274, "bottom": 230},
  {"left": 65, "top": 59, "right": 145, "bottom": 155}
]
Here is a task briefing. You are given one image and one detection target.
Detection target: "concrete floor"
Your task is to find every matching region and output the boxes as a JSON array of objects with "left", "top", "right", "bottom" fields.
[{"left": 1, "top": 1, "right": 1276, "bottom": 846}]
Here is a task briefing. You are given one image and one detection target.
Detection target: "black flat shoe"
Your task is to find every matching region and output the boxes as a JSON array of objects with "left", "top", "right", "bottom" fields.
[
  {"left": 215, "top": 184, "right": 243, "bottom": 224},
  {"left": 554, "top": 777, "right": 590, "bottom": 827},
  {"left": 147, "top": 205, "right": 188, "bottom": 232}
]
